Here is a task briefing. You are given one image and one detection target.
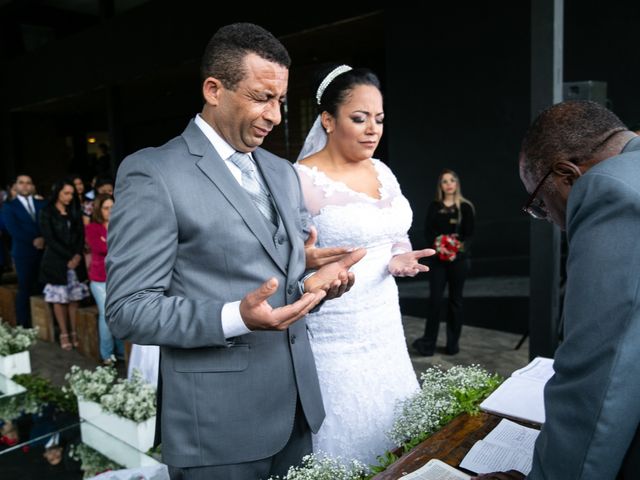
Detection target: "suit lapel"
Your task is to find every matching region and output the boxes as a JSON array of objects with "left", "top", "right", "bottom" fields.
[
  {"left": 14, "top": 198, "right": 36, "bottom": 224},
  {"left": 184, "top": 122, "right": 287, "bottom": 274}
]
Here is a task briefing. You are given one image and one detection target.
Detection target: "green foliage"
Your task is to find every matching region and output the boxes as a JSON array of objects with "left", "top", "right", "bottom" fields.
[
  {"left": 13, "top": 373, "right": 77, "bottom": 413},
  {"left": 0, "top": 373, "right": 77, "bottom": 421},
  {"left": 451, "top": 373, "right": 503, "bottom": 415},
  {"left": 69, "top": 443, "right": 121, "bottom": 479},
  {"left": 367, "top": 450, "right": 399, "bottom": 477}
]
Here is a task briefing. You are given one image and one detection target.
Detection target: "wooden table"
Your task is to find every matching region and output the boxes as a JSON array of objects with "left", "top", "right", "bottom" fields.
[{"left": 372, "top": 412, "right": 504, "bottom": 479}]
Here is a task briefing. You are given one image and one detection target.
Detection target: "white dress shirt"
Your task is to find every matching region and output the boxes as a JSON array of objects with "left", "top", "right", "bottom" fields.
[
  {"left": 16, "top": 195, "right": 36, "bottom": 220},
  {"left": 194, "top": 115, "right": 253, "bottom": 339}
]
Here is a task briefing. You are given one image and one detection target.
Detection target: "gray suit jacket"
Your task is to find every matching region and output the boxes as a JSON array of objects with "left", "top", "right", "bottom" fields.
[
  {"left": 105, "top": 120, "right": 324, "bottom": 468},
  {"left": 529, "top": 137, "right": 640, "bottom": 479}
]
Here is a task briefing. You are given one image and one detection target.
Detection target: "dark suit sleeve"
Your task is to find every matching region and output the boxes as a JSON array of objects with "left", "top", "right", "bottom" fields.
[
  {"left": 529, "top": 172, "right": 640, "bottom": 479},
  {"left": 3, "top": 203, "right": 35, "bottom": 245},
  {"left": 105, "top": 154, "right": 227, "bottom": 348}
]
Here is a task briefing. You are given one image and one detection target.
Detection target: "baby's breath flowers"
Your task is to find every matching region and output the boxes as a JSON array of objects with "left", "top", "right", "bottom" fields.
[
  {"left": 389, "top": 365, "right": 502, "bottom": 447},
  {"left": 0, "top": 322, "right": 37, "bottom": 356},
  {"left": 271, "top": 453, "right": 367, "bottom": 480},
  {"left": 65, "top": 365, "right": 156, "bottom": 422}
]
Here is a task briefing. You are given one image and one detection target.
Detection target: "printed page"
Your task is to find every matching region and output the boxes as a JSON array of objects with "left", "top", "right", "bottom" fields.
[
  {"left": 510, "top": 356, "right": 554, "bottom": 383},
  {"left": 482, "top": 419, "right": 539, "bottom": 452},
  {"left": 401, "top": 458, "right": 471, "bottom": 480},
  {"left": 459, "top": 419, "right": 539, "bottom": 475},
  {"left": 479, "top": 376, "right": 546, "bottom": 424}
]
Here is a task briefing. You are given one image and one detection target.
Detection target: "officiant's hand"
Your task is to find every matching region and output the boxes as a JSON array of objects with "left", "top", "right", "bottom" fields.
[
  {"left": 304, "top": 247, "right": 367, "bottom": 300},
  {"left": 388, "top": 249, "right": 435, "bottom": 277},
  {"left": 240, "top": 278, "right": 326, "bottom": 331},
  {"left": 304, "top": 226, "right": 353, "bottom": 269},
  {"left": 471, "top": 471, "right": 525, "bottom": 480}
]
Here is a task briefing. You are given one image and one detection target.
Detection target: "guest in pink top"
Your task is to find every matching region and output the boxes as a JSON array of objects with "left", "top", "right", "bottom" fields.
[{"left": 85, "top": 194, "right": 123, "bottom": 364}]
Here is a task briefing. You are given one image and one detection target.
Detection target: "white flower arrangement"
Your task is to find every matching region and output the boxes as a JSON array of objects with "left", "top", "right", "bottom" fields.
[
  {"left": 273, "top": 365, "right": 502, "bottom": 480},
  {"left": 65, "top": 366, "right": 156, "bottom": 422},
  {"left": 65, "top": 364, "right": 118, "bottom": 403},
  {"left": 389, "top": 364, "right": 502, "bottom": 447},
  {"left": 271, "top": 453, "right": 367, "bottom": 480},
  {"left": 0, "top": 322, "right": 38, "bottom": 356},
  {"left": 100, "top": 370, "right": 156, "bottom": 422}
]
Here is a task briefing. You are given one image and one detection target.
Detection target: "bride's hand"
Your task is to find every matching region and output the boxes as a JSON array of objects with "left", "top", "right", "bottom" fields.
[
  {"left": 388, "top": 249, "right": 435, "bottom": 277},
  {"left": 304, "top": 226, "right": 354, "bottom": 269}
]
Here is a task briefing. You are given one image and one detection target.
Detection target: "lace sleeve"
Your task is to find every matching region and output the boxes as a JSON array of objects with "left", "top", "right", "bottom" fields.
[
  {"left": 374, "top": 161, "right": 413, "bottom": 254},
  {"left": 294, "top": 163, "right": 326, "bottom": 217}
]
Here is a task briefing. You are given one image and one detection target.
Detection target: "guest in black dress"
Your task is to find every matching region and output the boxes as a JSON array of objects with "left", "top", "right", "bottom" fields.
[{"left": 413, "top": 169, "right": 475, "bottom": 356}]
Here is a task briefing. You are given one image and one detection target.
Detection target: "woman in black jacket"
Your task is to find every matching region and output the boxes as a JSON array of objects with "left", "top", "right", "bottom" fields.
[
  {"left": 413, "top": 169, "right": 475, "bottom": 356},
  {"left": 39, "top": 179, "right": 89, "bottom": 350}
]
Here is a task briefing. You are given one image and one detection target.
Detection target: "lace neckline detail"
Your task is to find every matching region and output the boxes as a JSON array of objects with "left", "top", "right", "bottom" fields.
[{"left": 296, "top": 158, "right": 388, "bottom": 201}]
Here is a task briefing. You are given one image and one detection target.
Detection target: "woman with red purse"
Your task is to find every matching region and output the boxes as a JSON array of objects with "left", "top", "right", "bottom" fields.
[{"left": 413, "top": 169, "right": 475, "bottom": 356}]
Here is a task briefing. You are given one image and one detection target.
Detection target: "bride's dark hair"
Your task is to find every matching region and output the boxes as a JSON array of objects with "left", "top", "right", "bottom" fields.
[{"left": 314, "top": 65, "right": 381, "bottom": 116}]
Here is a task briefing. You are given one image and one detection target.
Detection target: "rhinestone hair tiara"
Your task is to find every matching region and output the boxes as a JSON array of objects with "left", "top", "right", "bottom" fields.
[{"left": 315, "top": 65, "right": 353, "bottom": 105}]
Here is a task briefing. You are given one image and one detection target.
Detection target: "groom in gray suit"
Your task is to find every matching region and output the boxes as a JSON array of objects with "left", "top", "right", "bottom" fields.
[
  {"left": 473, "top": 101, "right": 640, "bottom": 480},
  {"left": 106, "top": 23, "right": 365, "bottom": 479}
]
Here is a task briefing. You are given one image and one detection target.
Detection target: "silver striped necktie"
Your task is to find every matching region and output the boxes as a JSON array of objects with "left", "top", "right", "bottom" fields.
[{"left": 228, "top": 151, "right": 278, "bottom": 225}]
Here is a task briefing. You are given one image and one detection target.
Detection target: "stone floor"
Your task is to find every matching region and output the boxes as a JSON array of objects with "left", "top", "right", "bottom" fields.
[{"left": 401, "top": 315, "right": 529, "bottom": 379}]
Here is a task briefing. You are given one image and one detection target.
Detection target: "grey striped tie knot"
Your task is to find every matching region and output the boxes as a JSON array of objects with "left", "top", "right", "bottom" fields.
[{"left": 229, "top": 151, "right": 278, "bottom": 225}]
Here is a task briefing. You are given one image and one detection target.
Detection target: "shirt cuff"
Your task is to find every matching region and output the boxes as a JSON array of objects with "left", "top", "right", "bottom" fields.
[
  {"left": 221, "top": 301, "right": 252, "bottom": 338},
  {"left": 298, "top": 271, "right": 317, "bottom": 295}
]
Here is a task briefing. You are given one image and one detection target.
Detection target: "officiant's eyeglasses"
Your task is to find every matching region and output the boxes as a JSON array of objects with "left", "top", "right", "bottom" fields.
[{"left": 522, "top": 168, "right": 553, "bottom": 220}]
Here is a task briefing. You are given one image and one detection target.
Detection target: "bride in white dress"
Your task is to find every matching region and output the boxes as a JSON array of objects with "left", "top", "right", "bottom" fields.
[{"left": 295, "top": 65, "right": 434, "bottom": 466}]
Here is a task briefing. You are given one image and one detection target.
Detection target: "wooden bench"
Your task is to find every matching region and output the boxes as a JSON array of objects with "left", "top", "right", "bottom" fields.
[
  {"left": 30, "top": 295, "right": 55, "bottom": 342},
  {"left": 76, "top": 305, "right": 101, "bottom": 363},
  {"left": 0, "top": 284, "right": 18, "bottom": 326}
]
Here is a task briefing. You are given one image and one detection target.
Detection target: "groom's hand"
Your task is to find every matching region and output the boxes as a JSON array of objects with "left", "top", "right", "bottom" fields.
[
  {"left": 304, "top": 226, "right": 353, "bottom": 269},
  {"left": 240, "top": 278, "right": 326, "bottom": 331},
  {"left": 304, "top": 248, "right": 367, "bottom": 300}
]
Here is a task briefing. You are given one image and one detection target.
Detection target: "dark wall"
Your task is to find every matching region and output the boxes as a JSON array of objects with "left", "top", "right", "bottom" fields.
[
  {"left": 385, "top": 5, "right": 532, "bottom": 275},
  {"left": 2, "top": 2, "right": 640, "bottom": 276},
  {"left": 564, "top": 1, "right": 640, "bottom": 125}
]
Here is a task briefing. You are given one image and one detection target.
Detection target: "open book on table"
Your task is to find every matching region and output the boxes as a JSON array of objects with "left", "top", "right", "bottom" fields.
[
  {"left": 401, "top": 458, "right": 470, "bottom": 480},
  {"left": 460, "top": 418, "right": 540, "bottom": 475},
  {"left": 479, "top": 356, "right": 554, "bottom": 425}
]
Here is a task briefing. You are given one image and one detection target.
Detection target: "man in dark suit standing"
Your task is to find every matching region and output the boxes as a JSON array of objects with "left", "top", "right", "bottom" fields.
[
  {"left": 106, "top": 23, "right": 364, "bottom": 479},
  {"left": 473, "top": 101, "right": 640, "bottom": 479},
  {"left": 2, "top": 174, "right": 45, "bottom": 327}
]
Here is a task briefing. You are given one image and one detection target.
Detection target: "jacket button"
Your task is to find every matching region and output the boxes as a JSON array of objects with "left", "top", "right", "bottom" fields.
[
  {"left": 287, "top": 285, "right": 295, "bottom": 295},
  {"left": 290, "top": 335, "right": 296, "bottom": 344},
  {"left": 277, "top": 236, "right": 285, "bottom": 245}
]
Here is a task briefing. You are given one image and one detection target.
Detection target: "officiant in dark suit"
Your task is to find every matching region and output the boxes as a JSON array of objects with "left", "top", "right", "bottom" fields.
[
  {"left": 106, "top": 23, "right": 365, "bottom": 480},
  {"left": 2, "top": 174, "right": 45, "bottom": 327},
  {"left": 473, "top": 101, "right": 640, "bottom": 480}
]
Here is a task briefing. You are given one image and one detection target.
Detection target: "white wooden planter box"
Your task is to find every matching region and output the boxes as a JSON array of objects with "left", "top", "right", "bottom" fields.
[
  {"left": 0, "top": 350, "right": 31, "bottom": 378},
  {"left": 77, "top": 398, "right": 156, "bottom": 454},
  {"left": 80, "top": 422, "right": 159, "bottom": 469}
]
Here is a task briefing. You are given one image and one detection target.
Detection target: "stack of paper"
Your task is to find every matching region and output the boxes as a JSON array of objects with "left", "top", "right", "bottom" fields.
[{"left": 479, "top": 356, "right": 554, "bottom": 425}]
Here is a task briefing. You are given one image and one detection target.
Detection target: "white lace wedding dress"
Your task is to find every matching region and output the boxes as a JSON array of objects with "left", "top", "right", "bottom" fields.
[{"left": 295, "top": 159, "right": 420, "bottom": 467}]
